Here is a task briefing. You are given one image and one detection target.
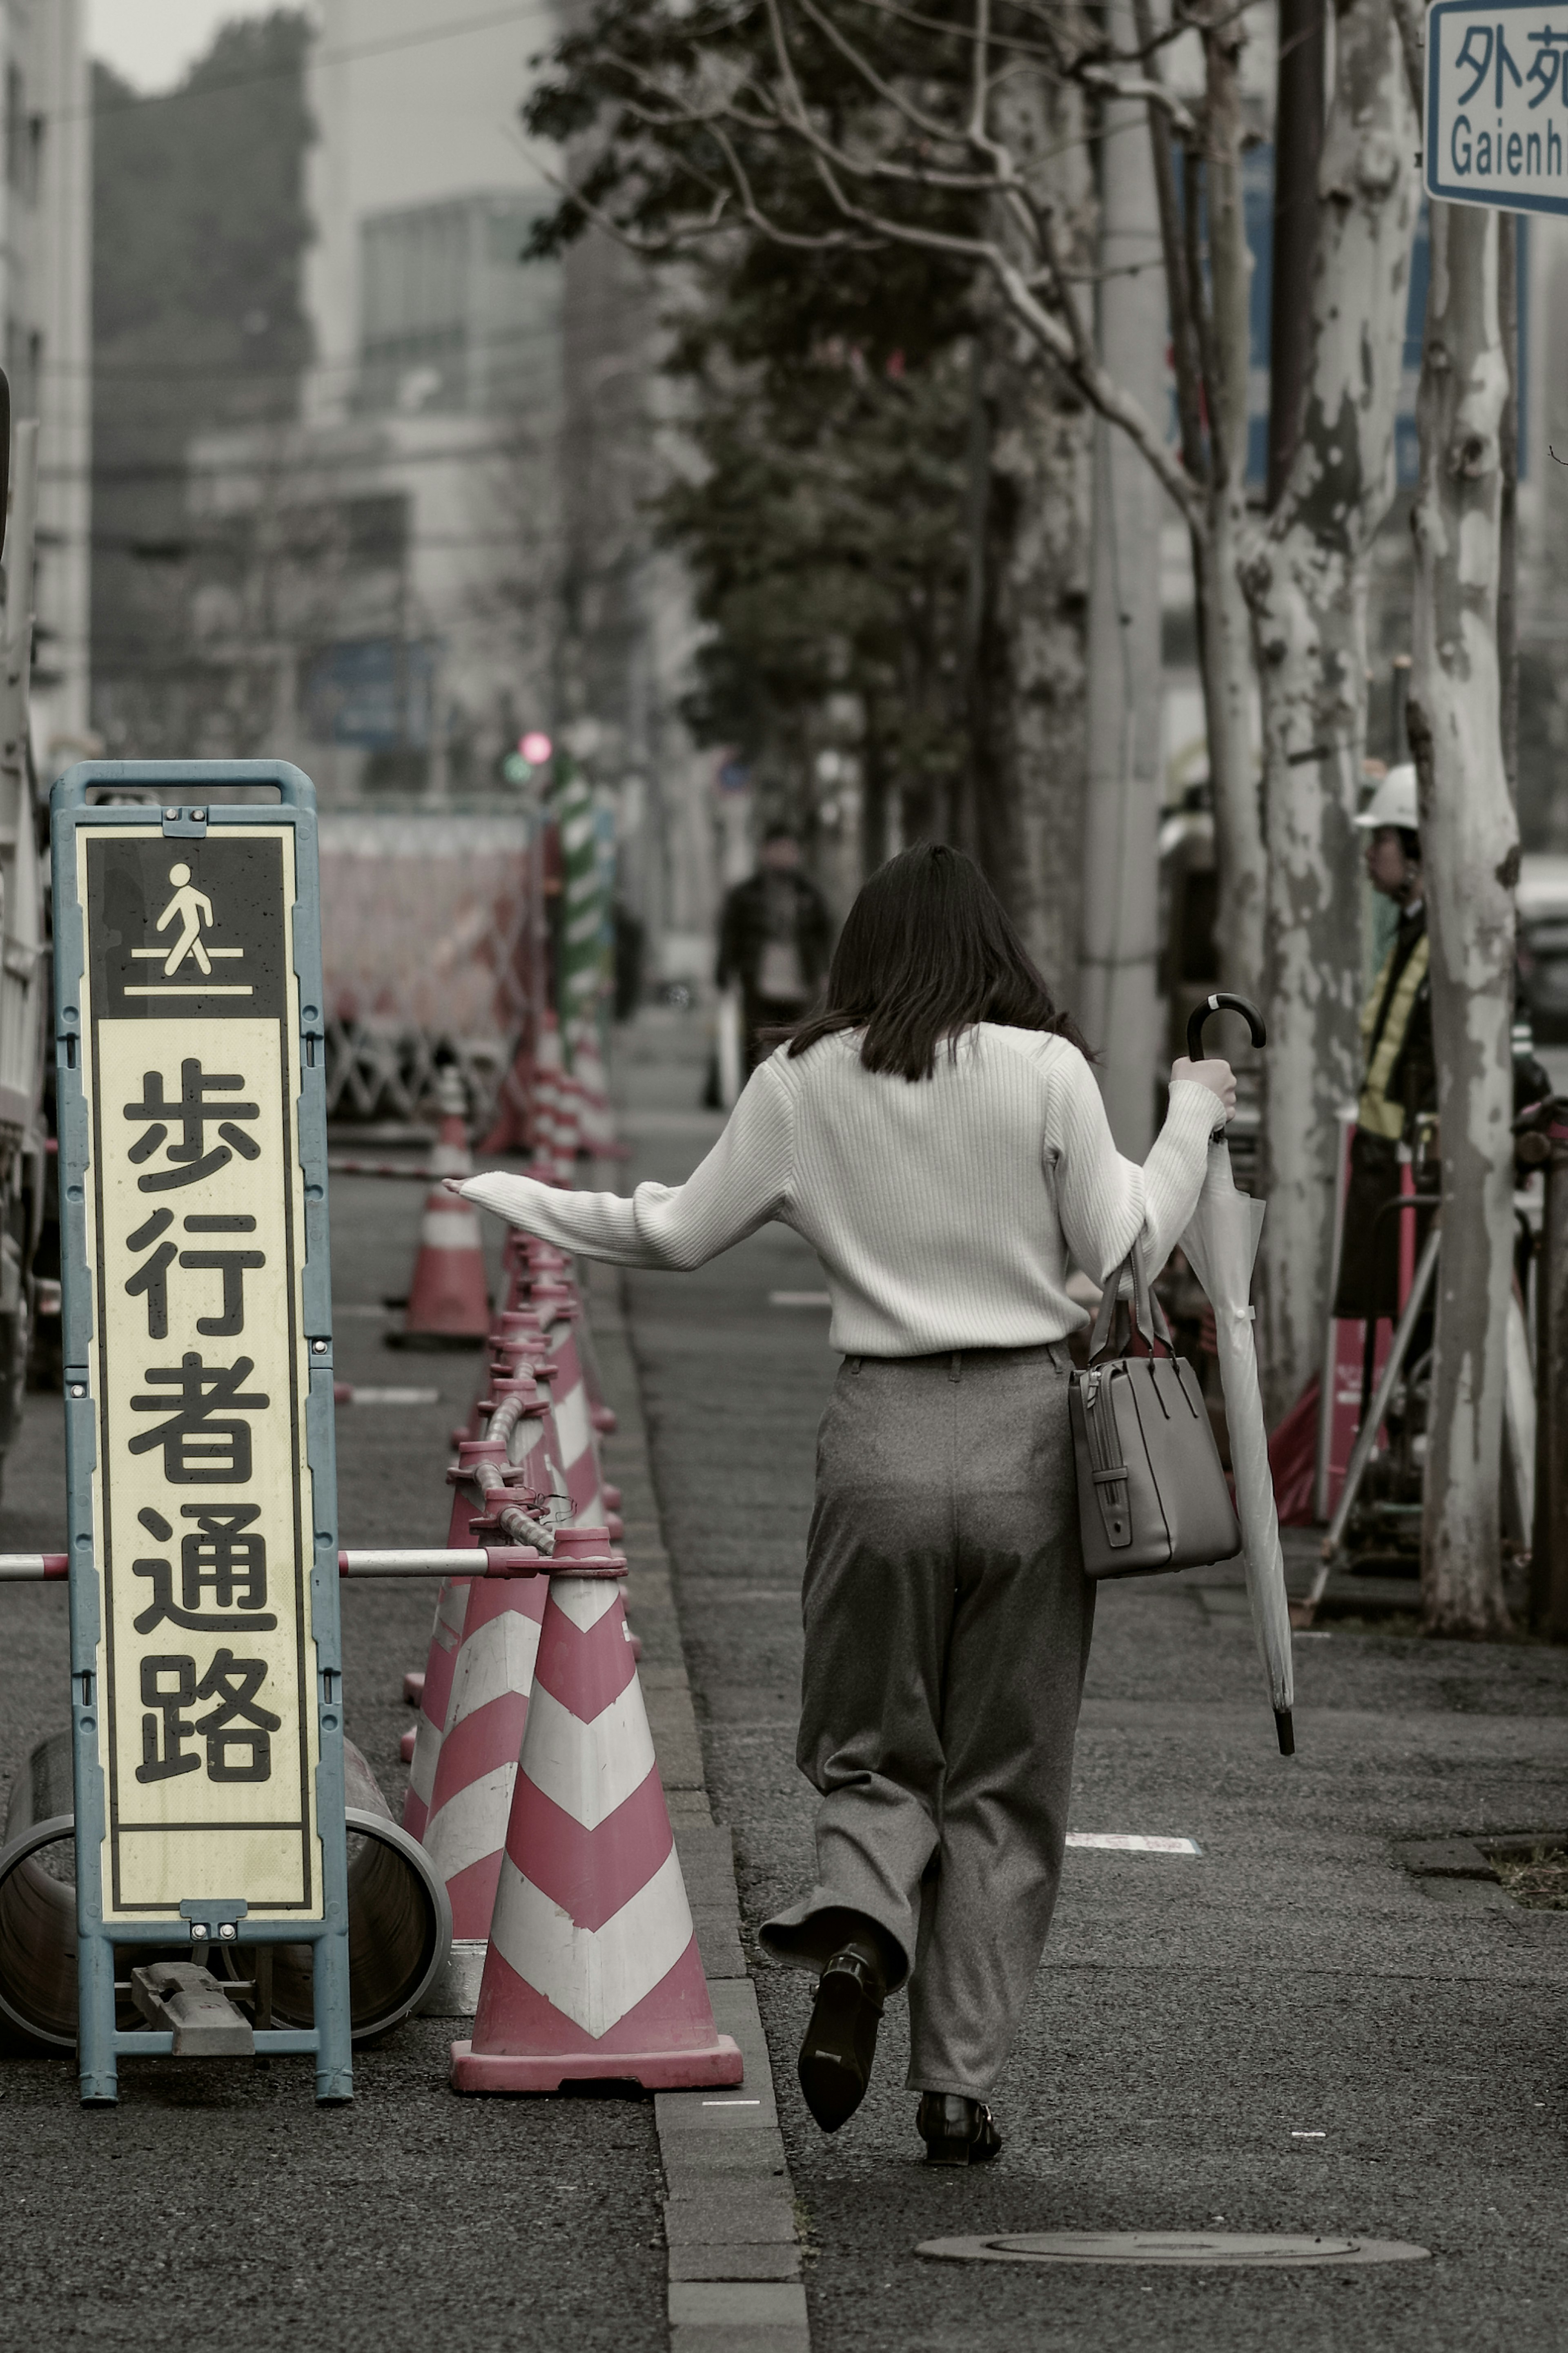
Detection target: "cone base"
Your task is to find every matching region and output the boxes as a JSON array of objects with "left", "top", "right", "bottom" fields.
[{"left": 449, "top": 2031, "right": 744, "bottom": 2094}]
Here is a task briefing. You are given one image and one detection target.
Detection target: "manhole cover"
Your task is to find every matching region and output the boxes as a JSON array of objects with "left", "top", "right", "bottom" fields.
[{"left": 918, "top": 2232, "right": 1430, "bottom": 2268}]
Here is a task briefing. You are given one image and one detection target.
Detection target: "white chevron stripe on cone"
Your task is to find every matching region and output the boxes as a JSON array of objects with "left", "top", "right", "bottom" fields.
[
  {"left": 552, "top": 1377, "right": 593, "bottom": 1472},
  {"left": 421, "top": 1205, "right": 484, "bottom": 1249},
  {"left": 522, "top": 1680, "right": 656, "bottom": 1831},
  {"left": 554, "top": 1577, "right": 617, "bottom": 1633},
  {"left": 488, "top": 1846, "right": 693, "bottom": 2040},
  {"left": 406, "top": 1577, "right": 469, "bottom": 1814},
  {"left": 444, "top": 1608, "right": 543, "bottom": 1725},
  {"left": 425, "top": 1764, "right": 520, "bottom": 1885}
]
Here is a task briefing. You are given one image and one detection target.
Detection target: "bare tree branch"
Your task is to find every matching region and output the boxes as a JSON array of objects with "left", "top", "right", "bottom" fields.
[
  {"left": 1078, "top": 64, "right": 1198, "bottom": 138},
  {"left": 784, "top": 0, "right": 971, "bottom": 147},
  {"left": 1131, "top": 0, "right": 1206, "bottom": 482}
]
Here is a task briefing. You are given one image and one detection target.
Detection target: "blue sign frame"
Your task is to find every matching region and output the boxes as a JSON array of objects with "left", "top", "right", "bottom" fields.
[
  {"left": 51, "top": 761, "right": 351, "bottom": 2107},
  {"left": 1426, "top": 0, "right": 1568, "bottom": 216}
]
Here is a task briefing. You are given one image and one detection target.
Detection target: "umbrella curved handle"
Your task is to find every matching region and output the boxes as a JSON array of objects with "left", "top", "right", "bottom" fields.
[{"left": 1186, "top": 992, "right": 1267, "bottom": 1062}]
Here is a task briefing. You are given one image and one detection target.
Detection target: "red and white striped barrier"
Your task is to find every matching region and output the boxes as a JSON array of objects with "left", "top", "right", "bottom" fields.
[{"left": 450, "top": 1527, "right": 742, "bottom": 2092}]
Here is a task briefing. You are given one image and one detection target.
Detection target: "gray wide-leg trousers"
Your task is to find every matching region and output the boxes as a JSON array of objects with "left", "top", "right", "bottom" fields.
[{"left": 760, "top": 1342, "right": 1095, "bottom": 2099}]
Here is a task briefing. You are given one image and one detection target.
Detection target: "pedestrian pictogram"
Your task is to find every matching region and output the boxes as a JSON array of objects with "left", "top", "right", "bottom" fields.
[{"left": 129, "top": 860, "right": 249, "bottom": 992}]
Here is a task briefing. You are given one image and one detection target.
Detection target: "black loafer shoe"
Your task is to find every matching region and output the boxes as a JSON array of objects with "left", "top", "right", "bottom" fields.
[
  {"left": 798, "top": 1945, "right": 886, "bottom": 2132},
  {"left": 918, "top": 2092, "right": 1002, "bottom": 2166}
]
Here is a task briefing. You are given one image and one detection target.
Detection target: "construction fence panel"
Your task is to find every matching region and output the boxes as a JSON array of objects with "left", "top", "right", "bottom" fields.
[{"left": 318, "top": 812, "right": 536, "bottom": 1131}]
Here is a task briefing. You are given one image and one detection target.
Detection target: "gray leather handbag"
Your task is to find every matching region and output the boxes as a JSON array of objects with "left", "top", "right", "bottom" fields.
[{"left": 1068, "top": 1245, "right": 1242, "bottom": 1579}]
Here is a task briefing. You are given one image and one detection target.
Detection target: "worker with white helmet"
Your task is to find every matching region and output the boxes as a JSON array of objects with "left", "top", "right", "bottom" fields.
[{"left": 1331, "top": 763, "right": 1434, "bottom": 1322}]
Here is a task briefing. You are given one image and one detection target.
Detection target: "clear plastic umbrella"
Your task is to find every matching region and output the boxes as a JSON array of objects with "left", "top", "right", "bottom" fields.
[{"left": 1176, "top": 993, "right": 1295, "bottom": 1758}]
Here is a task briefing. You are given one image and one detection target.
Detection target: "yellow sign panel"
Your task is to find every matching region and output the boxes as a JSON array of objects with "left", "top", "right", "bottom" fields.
[{"left": 78, "top": 826, "right": 320, "bottom": 1920}]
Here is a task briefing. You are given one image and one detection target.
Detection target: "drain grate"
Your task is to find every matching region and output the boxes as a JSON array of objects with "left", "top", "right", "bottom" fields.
[{"left": 917, "top": 2231, "right": 1430, "bottom": 2268}]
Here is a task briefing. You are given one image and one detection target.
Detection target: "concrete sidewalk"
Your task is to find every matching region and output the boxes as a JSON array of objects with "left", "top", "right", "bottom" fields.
[{"left": 617, "top": 1002, "right": 1568, "bottom": 2352}]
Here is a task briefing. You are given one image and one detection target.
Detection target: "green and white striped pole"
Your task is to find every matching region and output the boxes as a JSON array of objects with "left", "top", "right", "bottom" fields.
[{"left": 553, "top": 752, "right": 615, "bottom": 1150}]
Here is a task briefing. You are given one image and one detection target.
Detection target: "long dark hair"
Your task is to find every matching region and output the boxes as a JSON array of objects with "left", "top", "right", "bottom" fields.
[{"left": 784, "top": 843, "right": 1090, "bottom": 1082}]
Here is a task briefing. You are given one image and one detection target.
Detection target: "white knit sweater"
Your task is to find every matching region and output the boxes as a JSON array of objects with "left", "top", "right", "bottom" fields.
[{"left": 461, "top": 1026, "right": 1220, "bottom": 1358}]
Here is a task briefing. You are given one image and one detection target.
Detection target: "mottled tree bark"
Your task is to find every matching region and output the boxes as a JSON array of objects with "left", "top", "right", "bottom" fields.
[
  {"left": 972, "top": 49, "right": 1093, "bottom": 1004},
  {"left": 974, "top": 341, "right": 1091, "bottom": 1000},
  {"left": 1079, "top": 0, "right": 1165, "bottom": 1153},
  {"left": 1192, "top": 5, "right": 1266, "bottom": 1008},
  {"left": 1247, "top": 0, "right": 1419, "bottom": 1421},
  {"left": 1407, "top": 201, "right": 1517, "bottom": 1637}
]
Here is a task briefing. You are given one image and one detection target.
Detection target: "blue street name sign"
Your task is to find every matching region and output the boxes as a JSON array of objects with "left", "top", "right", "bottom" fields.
[
  {"left": 1426, "top": 0, "right": 1568, "bottom": 214},
  {"left": 51, "top": 761, "right": 351, "bottom": 2107}
]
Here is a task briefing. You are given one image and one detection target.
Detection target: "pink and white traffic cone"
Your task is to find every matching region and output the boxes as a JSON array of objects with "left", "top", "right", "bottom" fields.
[
  {"left": 403, "top": 1576, "right": 470, "bottom": 1841},
  {"left": 423, "top": 1568, "right": 548, "bottom": 1940},
  {"left": 529, "top": 1285, "right": 620, "bottom": 1537},
  {"left": 401, "top": 1437, "right": 508, "bottom": 1833},
  {"left": 450, "top": 1527, "right": 742, "bottom": 2092},
  {"left": 462, "top": 1318, "right": 553, "bottom": 1443},
  {"left": 392, "top": 1179, "right": 491, "bottom": 1349}
]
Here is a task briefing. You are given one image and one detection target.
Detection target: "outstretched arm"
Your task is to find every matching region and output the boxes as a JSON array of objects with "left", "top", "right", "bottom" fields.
[
  {"left": 457, "top": 1060, "right": 794, "bottom": 1270},
  {"left": 1050, "top": 1053, "right": 1220, "bottom": 1283}
]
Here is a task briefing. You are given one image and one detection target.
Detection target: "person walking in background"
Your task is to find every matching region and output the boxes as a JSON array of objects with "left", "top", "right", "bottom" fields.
[
  {"left": 450, "top": 844, "right": 1233, "bottom": 2166},
  {"left": 715, "top": 825, "right": 833, "bottom": 1071}
]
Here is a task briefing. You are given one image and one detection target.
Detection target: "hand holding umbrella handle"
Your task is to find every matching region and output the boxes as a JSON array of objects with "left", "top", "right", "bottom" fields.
[
  {"left": 1185, "top": 992, "right": 1268, "bottom": 1062},
  {"left": 1186, "top": 993, "right": 1267, "bottom": 1146}
]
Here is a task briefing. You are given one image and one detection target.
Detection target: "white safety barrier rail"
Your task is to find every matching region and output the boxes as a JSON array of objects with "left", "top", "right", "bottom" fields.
[{"left": 0, "top": 1550, "right": 560, "bottom": 1583}]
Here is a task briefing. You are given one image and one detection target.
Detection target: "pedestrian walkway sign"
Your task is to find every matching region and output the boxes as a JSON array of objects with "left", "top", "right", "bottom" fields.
[
  {"left": 1425, "top": 0, "right": 1568, "bottom": 214},
  {"left": 51, "top": 762, "right": 350, "bottom": 2105}
]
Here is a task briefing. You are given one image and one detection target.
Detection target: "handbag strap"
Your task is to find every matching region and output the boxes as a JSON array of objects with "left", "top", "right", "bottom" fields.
[{"left": 1086, "top": 1240, "right": 1174, "bottom": 1364}]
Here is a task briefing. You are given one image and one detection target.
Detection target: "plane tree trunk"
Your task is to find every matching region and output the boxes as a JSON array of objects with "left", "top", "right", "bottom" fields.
[{"left": 1406, "top": 199, "right": 1517, "bottom": 1638}]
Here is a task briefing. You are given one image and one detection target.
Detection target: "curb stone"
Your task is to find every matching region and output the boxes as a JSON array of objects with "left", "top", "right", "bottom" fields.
[{"left": 584, "top": 1254, "right": 811, "bottom": 2353}]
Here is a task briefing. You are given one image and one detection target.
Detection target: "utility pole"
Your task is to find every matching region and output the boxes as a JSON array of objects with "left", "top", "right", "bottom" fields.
[
  {"left": 1079, "top": 0, "right": 1165, "bottom": 1153},
  {"left": 1267, "top": 0, "right": 1326, "bottom": 510}
]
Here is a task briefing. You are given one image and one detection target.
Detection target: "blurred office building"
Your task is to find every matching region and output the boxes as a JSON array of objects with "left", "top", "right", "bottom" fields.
[
  {"left": 184, "top": 1, "right": 564, "bottom": 803},
  {"left": 91, "top": 0, "right": 717, "bottom": 984},
  {"left": 8, "top": 1, "right": 91, "bottom": 779}
]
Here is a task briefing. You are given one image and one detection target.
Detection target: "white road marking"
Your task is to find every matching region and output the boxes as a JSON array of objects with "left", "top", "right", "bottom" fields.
[{"left": 1066, "top": 1833, "right": 1203, "bottom": 1856}]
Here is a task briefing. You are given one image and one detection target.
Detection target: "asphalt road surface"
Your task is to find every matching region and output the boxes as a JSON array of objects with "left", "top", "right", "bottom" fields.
[
  {"left": 8, "top": 1002, "right": 1568, "bottom": 2353},
  {"left": 618, "top": 1003, "right": 1568, "bottom": 2353},
  {"left": 0, "top": 1170, "right": 666, "bottom": 2353}
]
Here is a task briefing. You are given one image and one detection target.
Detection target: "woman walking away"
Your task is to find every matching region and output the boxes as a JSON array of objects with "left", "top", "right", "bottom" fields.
[{"left": 451, "top": 844, "right": 1234, "bottom": 2165}]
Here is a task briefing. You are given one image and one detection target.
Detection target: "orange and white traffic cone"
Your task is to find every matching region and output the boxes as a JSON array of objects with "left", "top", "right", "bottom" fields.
[{"left": 450, "top": 1526, "right": 742, "bottom": 2092}]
